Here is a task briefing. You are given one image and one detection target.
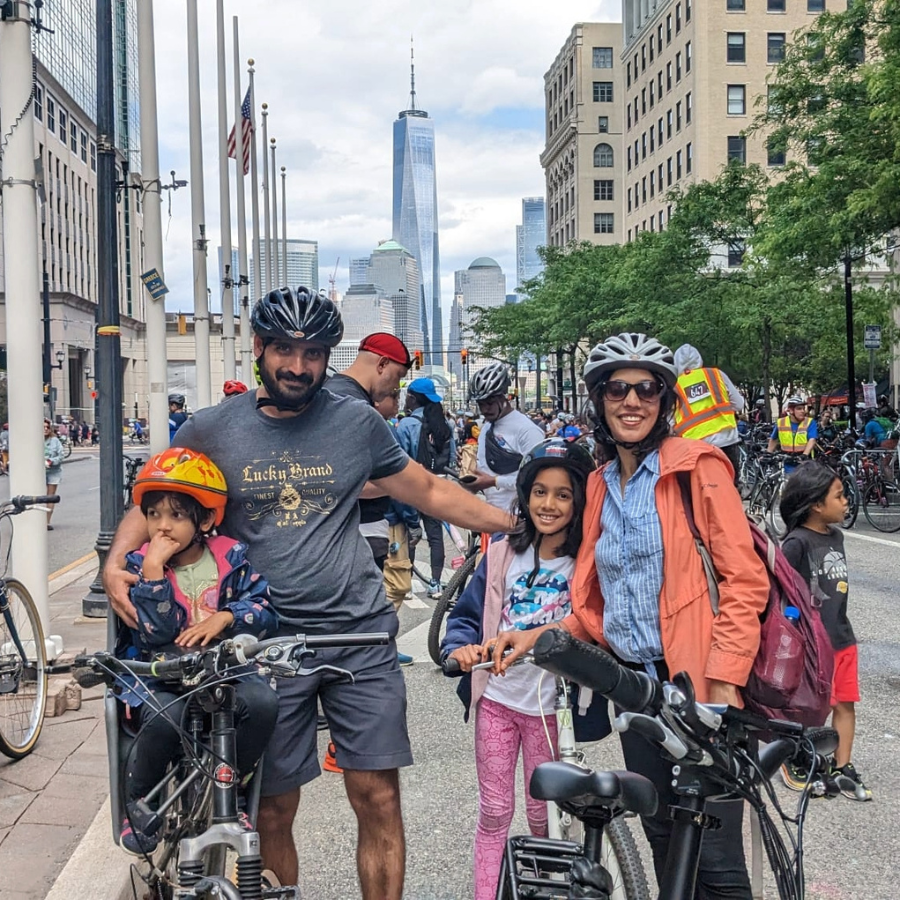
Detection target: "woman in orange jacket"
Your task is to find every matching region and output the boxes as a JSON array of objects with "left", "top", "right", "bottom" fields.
[{"left": 491, "top": 332, "right": 769, "bottom": 899}]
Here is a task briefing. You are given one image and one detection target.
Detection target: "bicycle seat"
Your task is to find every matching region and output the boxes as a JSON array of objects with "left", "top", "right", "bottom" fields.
[{"left": 530, "top": 761, "right": 657, "bottom": 817}]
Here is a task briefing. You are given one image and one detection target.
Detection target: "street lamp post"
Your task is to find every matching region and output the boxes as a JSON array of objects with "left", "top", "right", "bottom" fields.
[{"left": 844, "top": 252, "right": 857, "bottom": 436}]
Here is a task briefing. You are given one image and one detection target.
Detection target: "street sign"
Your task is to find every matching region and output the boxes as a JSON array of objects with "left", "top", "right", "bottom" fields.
[
  {"left": 141, "top": 267, "right": 169, "bottom": 300},
  {"left": 864, "top": 324, "right": 881, "bottom": 350}
]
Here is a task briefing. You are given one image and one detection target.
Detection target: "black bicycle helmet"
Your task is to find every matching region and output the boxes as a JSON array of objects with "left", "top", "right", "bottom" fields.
[
  {"left": 582, "top": 333, "right": 677, "bottom": 390},
  {"left": 251, "top": 286, "right": 344, "bottom": 347},
  {"left": 168, "top": 393, "right": 185, "bottom": 407},
  {"left": 515, "top": 438, "right": 595, "bottom": 513},
  {"left": 468, "top": 362, "right": 511, "bottom": 401}
]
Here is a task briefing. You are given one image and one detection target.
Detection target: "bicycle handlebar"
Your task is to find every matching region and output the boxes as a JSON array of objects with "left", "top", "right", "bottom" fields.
[{"left": 10, "top": 494, "right": 61, "bottom": 509}]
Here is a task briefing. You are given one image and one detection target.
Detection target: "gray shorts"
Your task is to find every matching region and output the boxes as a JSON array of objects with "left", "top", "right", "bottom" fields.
[{"left": 260, "top": 614, "right": 412, "bottom": 797}]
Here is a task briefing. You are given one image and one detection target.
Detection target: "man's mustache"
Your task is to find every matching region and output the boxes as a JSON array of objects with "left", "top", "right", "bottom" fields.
[{"left": 276, "top": 371, "right": 314, "bottom": 387}]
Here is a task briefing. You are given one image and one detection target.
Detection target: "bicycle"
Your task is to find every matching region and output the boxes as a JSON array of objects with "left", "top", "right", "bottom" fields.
[
  {"left": 511, "top": 628, "right": 839, "bottom": 900},
  {"left": 0, "top": 494, "right": 60, "bottom": 759},
  {"left": 123, "top": 454, "right": 145, "bottom": 509},
  {"left": 447, "top": 653, "right": 650, "bottom": 900},
  {"left": 73, "top": 629, "right": 390, "bottom": 900}
]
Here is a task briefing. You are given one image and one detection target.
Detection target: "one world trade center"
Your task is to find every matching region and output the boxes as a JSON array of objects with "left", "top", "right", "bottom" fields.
[{"left": 392, "top": 46, "right": 442, "bottom": 364}]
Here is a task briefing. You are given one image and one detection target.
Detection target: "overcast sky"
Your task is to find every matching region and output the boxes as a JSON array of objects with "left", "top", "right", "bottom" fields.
[{"left": 153, "top": 0, "right": 620, "bottom": 336}]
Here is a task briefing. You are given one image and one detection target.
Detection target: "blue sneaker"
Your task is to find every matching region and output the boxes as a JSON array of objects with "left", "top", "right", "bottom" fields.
[
  {"left": 397, "top": 652, "right": 414, "bottom": 667},
  {"left": 428, "top": 580, "right": 443, "bottom": 599}
]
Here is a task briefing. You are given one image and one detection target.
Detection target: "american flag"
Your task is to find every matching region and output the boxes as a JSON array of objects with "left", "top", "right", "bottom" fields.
[{"left": 227, "top": 87, "right": 253, "bottom": 175}]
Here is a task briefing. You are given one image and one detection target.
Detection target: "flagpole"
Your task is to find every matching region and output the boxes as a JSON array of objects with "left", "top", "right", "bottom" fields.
[
  {"left": 187, "top": 0, "right": 211, "bottom": 410},
  {"left": 248, "top": 62, "right": 262, "bottom": 331},
  {"left": 281, "top": 166, "right": 287, "bottom": 286},
  {"left": 233, "top": 23, "right": 252, "bottom": 384},
  {"left": 261, "top": 104, "right": 271, "bottom": 293},
  {"left": 216, "top": 0, "right": 235, "bottom": 384},
  {"left": 270, "top": 138, "right": 279, "bottom": 288}
]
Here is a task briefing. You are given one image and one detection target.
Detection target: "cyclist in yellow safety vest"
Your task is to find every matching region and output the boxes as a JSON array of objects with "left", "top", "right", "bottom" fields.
[
  {"left": 767, "top": 397, "right": 818, "bottom": 467},
  {"left": 672, "top": 344, "right": 745, "bottom": 484}
]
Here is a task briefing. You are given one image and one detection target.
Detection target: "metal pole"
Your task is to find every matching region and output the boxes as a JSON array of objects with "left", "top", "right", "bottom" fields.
[
  {"left": 270, "top": 139, "right": 279, "bottom": 288},
  {"left": 845, "top": 254, "right": 856, "bottom": 435},
  {"left": 137, "top": 0, "right": 170, "bottom": 454},
  {"left": 261, "top": 105, "right": 271, "bottom": 292},
  {"left": 281, "top": 167, "right": 287, "bottom": 286},
  {"left": 84, "top": 0, "right": 125, "bottom": 616},
  {"left": 187, "top": 0, "right": 211, "bottom": 410},
  {"left": 247, "top": 57, "right": 261, "bottom": 384},
  {"left": 42, "top": 268, "right": 52, "bottom": 419},
  {"left": 216, "top": 0, "right": 235, "bottom": 384},
  {"left": 0, "top": 0, "right": 54, "bottom": 635},
  {"left": 233, "top": 33, "right": 252, "bottom": 384}
]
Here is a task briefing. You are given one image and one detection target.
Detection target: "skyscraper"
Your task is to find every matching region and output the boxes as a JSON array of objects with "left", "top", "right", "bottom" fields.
[
  {"left": 453, "top": 258, "right": 507, "bottom": 356},
  {"left": 392, "top": 43, "right": 442, "bottom": 364},
  {"left": 253, "top": 239, "right": 319, "bottom": 291},
  {"left": 516, "top": 197, "right": 547, "bottom": 297}
]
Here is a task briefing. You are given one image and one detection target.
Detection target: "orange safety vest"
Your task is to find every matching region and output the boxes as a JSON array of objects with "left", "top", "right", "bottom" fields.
[
  {"left": 776, "top": 415, "right": 812, "bottom": 453},
  {"left": 673, "top": 367, "right": 736, "bottom": 440}
]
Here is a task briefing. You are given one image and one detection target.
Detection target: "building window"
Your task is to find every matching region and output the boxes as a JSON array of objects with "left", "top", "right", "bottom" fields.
[
  {"left": 686, "top": 91, "right": 693, "bottom": 123},
  {"left": 70, "top": 121, "right": 77, "bottom": 153},
  {"left": 676, "top": 2, "right": 682, "bottom": 32},
  {"left": 767, "top": 136, "right": 786, "bottom": 166},
  {"left": 641, "top": 45, "right": 647, "bottom": 71},
  {"left": 667, "top": 14, "right": 672, "bottom": 43},
  {"left": 658, "top": 117, "right": 664, "bottom": 144},
  {"left": 593, "top": 143, "right": 614, "bottom": 167},
  {"left": 650, "top": 35, "right": 655, "bottom": 62},
  {"left": 727, "top": 32, "right": 746, "bottom": 63},
  {"left": 650, "top": 81, "right": 655, "bottom": 108},
  {"left": 768, "top": 0, "right": 785, "bottom": 10},
  {"left": 650, "top": 128, "right": 655, "bottom": 152},
  {"left": 676, "top": 150, "right": 683, "bottom": 179},
  {"left": 686, "top": 0, "right": 692, "bottom": 20},
  {"left": 676, "top": 52, "right": 682, "bottom": 81},
  {"left": 642, "top": 133, "right": 648, "bottom": 159},
  {"left": 728, "top": 240, "right": 745, "bottom": 268},
  {"left": 627, "top": 105, "right": 632, "bottom": 130},
  {"left": 666, "top": 62, "right": 673, "bottom": 90},
  {"left": 58, "top": 108, "right": 67, "bottom": 143},
  {"left": 808, "top": 0, "right": 825, "bottom": 9},
  {"left": 658, "top": 23, "right": 664, "bottom": 49},
  {"left": 634, "top": 96, "right": 639, "bottom": 122},
  {"left": 686, "top": 41, "right": 692, "bottom": 72},
  {"left": 599, "top": 116, "right": 609, "bottom": 133},
  {"left": 727, "top": 0, "right": 746, "bottom": 9},
  {"left": 727, "top": 84, "right": 746, "bottom": 115},
  {"left": 768, "top": 33, "right": 786, "bottom": 63},
  {"left": 594, "top": 213, "right": 615, "bottom": 234},
  {"left": 642, "top": 87, "right": 647, "bottom": 114},
  {"left": 593, "top": 81, "right": 614, "bottom": 103},
  {"left": 595, "top": 179, "right": 614, "bottom": 201},
  {"left": 650, "top": 171, "right": 656, "bottom": 197},
  {"left": 658, "top": 162, "right": 664, "bottom": 186},
  {"left": 90, "top": 141, "right": 97, "bottom": 172},
  {"left": 807, "top": 32, "right": 825, "bottom": 61},
  {"left": 628, "top": 187, "right": 633, "bottom": 212},
  {"left": 80, "top": 130, "right": 87, "bottom": 163},
  {"left": 686, "top": 142, "right": 693, "bottom": 173},
  {"left": 658, "top": 70, "right": 664, "bottom": 96},
  {"left": 34, "top": 84, "right": 43, "bottom": 121},
  {"left": 727, "top": 135, "right": 747, "bottom": 163},
  {"left": 627, "top": 61, "right": 632, "bottom": 88},
  {"left": 667, "top": 109, "right": 673, "bottom": 138},
  {"left": 628, "top": 146, "right": 633, "bottom": 170},
  {"left": 593, "top": 47, "right": 614, "bottom": 68},
  {"left": 47, "top": 96, "right": 55, "bottom": 135},
  {"left": 676, "top": 101, "right": 683, "bottom": 131},
  {"left": 642, "top": 177, "right": 647, "bottom": 202}
]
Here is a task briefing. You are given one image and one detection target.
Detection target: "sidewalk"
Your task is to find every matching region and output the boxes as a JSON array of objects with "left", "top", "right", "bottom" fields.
[{"left": 0, "top": 559, "right": 129, "bottom": 900}]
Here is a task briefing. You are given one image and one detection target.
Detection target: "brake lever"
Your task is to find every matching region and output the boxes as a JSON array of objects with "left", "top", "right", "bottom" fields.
[
  {"left": 614, "top": 712, "right": 691, "bottom": 760},
  {"left": 295, "top": 663, "right": 355, "bottom": 682}
]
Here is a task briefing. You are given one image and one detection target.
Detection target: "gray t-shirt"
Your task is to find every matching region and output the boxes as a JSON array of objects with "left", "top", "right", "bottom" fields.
[{"left": 174, "top": 389, "right": 408, "bottom": 629}]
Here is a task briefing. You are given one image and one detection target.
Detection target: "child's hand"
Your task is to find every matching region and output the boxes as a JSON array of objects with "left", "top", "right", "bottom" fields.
[
  {"left": 448, "top": 644, "right": 483, "bottom": 673},
  {"left": 142, "top": 531, "right": 184, "bottom": 579},
  {"left": 176, "top": 610, "right": 234, "bottom": 648}
]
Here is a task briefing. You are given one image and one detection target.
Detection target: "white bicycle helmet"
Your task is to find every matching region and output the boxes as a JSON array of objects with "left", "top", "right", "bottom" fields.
[
  {"left": 582, "top": 333, "right": 677, "bottom": 390},
  {"left": 468, "top": 363, "right": 511, "bottom": 401}
]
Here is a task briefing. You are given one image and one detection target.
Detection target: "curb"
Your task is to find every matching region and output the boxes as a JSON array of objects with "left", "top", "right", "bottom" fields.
[
  {"left": 44, "top": 798, "right": 131, "bottom": 900},
  {"left": 60, "top": 454, "right": 92, "bottom": 466}
]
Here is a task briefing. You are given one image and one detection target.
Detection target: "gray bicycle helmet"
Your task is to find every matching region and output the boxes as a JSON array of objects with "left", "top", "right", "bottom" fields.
[
  {"left": 786, "top": 396, "right": 806, "bottom": 408},
  {"left": 468, "top": 363, "right": 511, "bottom": 401},
  {"left": 251, "top": 286, "right": 344, "bottom": 347},
  {"left": 582, "top": 333, "right": 677, "bottom": 390},
  {"left": 168, "top": 393, "right": 185, "bottom": 407}
]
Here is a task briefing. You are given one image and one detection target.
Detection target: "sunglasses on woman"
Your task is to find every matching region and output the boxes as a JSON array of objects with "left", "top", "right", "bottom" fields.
[{"left": 600, "top": 379, "right": 665, "bottom": 402}]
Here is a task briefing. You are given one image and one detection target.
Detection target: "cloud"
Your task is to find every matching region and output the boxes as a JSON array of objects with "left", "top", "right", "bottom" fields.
[{"left": 149, "top": 0, "right": 621, "bottom": 335}]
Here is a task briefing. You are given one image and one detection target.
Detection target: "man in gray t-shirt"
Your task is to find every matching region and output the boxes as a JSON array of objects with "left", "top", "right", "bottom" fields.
[{"left": 103, "top": 288, "right": 513, "bottom": 897}]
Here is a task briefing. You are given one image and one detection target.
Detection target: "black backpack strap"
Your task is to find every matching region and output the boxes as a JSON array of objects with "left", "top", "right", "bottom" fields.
[{"left": 676, "top": 471, "right": 721, "bottom": 615}]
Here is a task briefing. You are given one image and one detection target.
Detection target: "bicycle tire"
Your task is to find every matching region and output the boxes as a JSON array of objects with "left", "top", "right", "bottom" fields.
[
  {"left": 840, "top": 475, "right": 859, "bottom": 529},
  {"left": 427, "top": 552, "right": 478, "bottom": 666},
  {"left": 602, "top": 816, "right": 651, "bottom": 900},
  {"left": 63, "top": 439, "right": 73, "bottom": 459},
  {"left": 0, "top": 579, "right": 48, "bottom": 759},
  {"left": 862, "top": 480, "right": 900, "bottom": 533},
  {"left": 766, "top": 480, "right": 788, "bottom": 539}
]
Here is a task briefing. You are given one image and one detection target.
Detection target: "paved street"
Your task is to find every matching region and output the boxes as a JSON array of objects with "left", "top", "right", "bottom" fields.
[{"left": 0, "top": 491, "right": 897, "bottom": 898}]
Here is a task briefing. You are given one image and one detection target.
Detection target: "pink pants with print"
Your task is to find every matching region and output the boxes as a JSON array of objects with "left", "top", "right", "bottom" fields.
[{"left": 474, "top": 696, "right": 558, "bottom": 900}]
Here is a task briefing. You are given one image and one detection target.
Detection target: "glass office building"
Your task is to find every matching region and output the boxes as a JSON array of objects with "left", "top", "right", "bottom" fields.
[
  {"left": 516, "top": 197, "right": 546, "bottom": 297},
  {"left": 392, "top": 70, "right": 442, "bottom": 364}
]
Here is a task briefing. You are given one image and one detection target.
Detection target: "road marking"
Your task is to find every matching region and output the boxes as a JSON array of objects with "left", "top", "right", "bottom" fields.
[
  {"left": 49, "top": 551, "right": 96, "bottom": 581},
  {"left": 404, "top": 595, "right": 429, "bottom": 610},
  {"left": 843, "top": 531, "right": 900, "bottom": 548},
  {"left": 396, "top": 618, "right": 434, "bottom": 663}
]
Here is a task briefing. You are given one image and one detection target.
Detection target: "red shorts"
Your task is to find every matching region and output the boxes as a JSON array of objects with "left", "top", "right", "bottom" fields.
[{"left": 831, "top": 644, "right": 860, "bottom": 705}]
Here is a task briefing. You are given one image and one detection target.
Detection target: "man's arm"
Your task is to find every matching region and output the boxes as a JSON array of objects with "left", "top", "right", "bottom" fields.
[
  {"left": 101, "top": 505, "right": 150, "bottom": 628},
  {"left": 374, "top": 460, "right": 516, "bottom": 534}
]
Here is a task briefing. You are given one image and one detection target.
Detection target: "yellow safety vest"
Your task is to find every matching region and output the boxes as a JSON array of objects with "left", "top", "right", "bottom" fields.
[
  {"left": 673, "top": 367, "right": 736, "bottom": 440},
  {"left": 776, "top": 415, "right": 812, "bottom": 453}
]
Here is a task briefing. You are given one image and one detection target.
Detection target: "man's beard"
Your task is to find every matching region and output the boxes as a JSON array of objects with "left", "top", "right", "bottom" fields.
[{"left": 258, "top": 362, "right": 327, "bottom": 410}]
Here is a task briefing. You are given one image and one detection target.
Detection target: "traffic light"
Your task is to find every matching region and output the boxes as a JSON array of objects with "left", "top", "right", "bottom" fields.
[
  {"left": 413, "top": 350, "right": 423, "bottom": 370},
  {"left": 460, "top": 348, "right": 468, "bottom": 365},
  {"left": 177, "top": 314, "right": 187, "bottom": 335}
]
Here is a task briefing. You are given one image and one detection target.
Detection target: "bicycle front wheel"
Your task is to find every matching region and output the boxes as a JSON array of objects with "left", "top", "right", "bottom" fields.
[
  {"left": 862, "top": 480, "right": 900, "bottom": 532},
  {"left": 602, "top": 817, "right": 652, "bottom": 900},
  {"left": 0, "top": 579, "right": 48, "bottom": 759},
  {"left": 840, "top": 475, "right": 859, "bottom": 529},
  {"left": 427, "top": 552, "right": 478, "bottom": 666}
]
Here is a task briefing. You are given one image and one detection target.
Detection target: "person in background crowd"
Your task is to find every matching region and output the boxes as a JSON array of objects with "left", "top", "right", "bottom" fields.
[
  {"left": 458, "top": 412, "right": 481, "bottom": 477},
  {"left": 223, "top": 380, "right": 248, "bottom": 400},
  {"left": 0, "top": 423, "right": 9, "bottom": 475},
  {"left": 168, "top": 394, "right": 188, "bottom": 443},
  {"left": 768, "top": 397, "right": 817, "bottom": 465},
  {"left": 672, "top": 344, "right": 745, "bottom": 485},
  {"left": 91, "top": 423, "right": 99, "bottom": 446},
  {"left": 44, "top": 419, "right": 64, "bottom": 530},
  {"left": 860, "top": 408, "right": 887, "bottom": 449},
  {"left": 877, "top": 393, "right": 897, "bottom": 420},
  {"left": 819, "top": 408, "right": 839, "bottom": 444}
]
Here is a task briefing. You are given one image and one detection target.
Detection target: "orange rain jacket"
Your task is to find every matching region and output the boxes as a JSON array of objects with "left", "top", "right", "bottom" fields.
[{"left": 561, "top": 437, "right": 769, "bottom": 703}]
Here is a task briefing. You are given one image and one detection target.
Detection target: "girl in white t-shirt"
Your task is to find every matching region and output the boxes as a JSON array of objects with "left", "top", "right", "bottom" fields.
[{"left": 441, "top": 438, "right": 596, "bottom": 900}]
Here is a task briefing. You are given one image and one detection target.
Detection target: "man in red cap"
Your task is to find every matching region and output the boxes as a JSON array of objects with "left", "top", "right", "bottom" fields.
[{"left": 326, "top": 332, "right": 412, "bottom": 406}]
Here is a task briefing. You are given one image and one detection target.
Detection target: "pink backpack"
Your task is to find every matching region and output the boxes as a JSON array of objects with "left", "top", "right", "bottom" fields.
[{"left": 678, "top": 473, "right": 834, "bottom": 727}]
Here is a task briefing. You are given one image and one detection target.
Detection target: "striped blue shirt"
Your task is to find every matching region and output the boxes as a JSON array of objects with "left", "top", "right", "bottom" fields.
[{"left": 595, "top": 451, "right": 665, "bottom": 668}]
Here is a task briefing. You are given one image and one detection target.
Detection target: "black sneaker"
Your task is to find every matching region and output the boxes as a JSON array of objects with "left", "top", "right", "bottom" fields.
[
  {"left": 780, "top": 761, "right": 808, "bottom": 791},
  {"left": 832, "top": 762, "right": 873, "bottom": 801},
  {"left": 120, "top": 817, "right": 158, "bottom": 856}
]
